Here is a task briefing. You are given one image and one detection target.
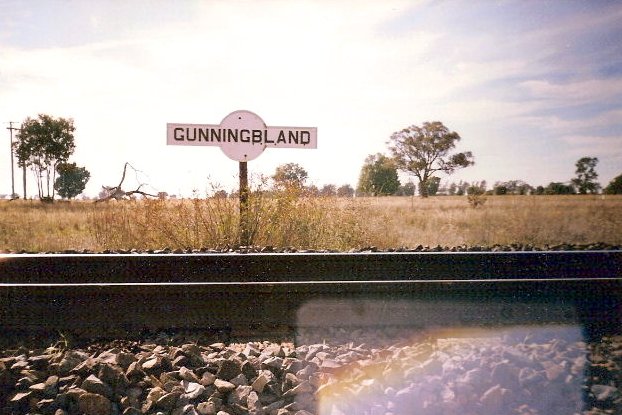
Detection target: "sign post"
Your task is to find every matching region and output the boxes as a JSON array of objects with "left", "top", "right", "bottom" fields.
[
  {"left": 239, "top": 160, "right": 250, "bottom": 246},
  {"left": 167, "top": 110, "right": 317, "bottom": 246}
]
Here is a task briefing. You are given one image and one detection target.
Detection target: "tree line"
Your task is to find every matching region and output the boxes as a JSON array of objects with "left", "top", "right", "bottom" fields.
[{"left": 8, "top": 114, "right": 622, "bottom": 201}]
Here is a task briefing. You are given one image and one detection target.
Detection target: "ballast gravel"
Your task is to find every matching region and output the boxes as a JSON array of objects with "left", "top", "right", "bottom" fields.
[{"left": 1, "top": 327, "right": 621, "bottom": 415}]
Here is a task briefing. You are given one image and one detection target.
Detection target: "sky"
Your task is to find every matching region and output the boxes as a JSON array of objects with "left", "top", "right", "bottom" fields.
[{"left": 1, "top": 0, "right": 621, "bottom": 198}]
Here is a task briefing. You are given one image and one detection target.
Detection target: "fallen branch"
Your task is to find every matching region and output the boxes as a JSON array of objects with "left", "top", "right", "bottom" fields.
[{"left": 96, "top": 162, "right": 159, "bottom": 202}]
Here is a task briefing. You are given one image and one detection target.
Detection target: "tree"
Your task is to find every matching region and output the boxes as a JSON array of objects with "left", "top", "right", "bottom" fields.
[
  {"left": 571, "top": 157, "right": 600, "bottom": 194},
  {"left": 544, "top": 182, "right": 576, "bottom": 195},
  {"left": 455, "top": 180, "right": 469, "bottom": 196},
  {"left": 396, "top": 182, "right": 416, "bottom": 196},
  {"left": 97, "top": 162, "right": 159, "bottom": 202},
  {"left": 356, "top": 153, "right": 400, "bottom": 196},
  {"left": 387, "top": 121, "right": 474, "bottom": 197},
  {"left": 604, "top": 174, "right": 622, "bottom": 194},
  {"left": 336, "top": 184, "right": 355, "bottom": 197},
  {"left": 466, "top": 182, "right": 487, "bottom": 207},
  {"left": 319, "top": 184, "right": 336, "bottom": 197},
  {"left": 13, "top": 114, "right": 76, "bottom": 200},
  {"left": 54, "top": 162, "right": 90, "bottom": 199},
  {"left": 424, "top": 176, "right": 441, "bottom": 196},
  {"left": 272, "top": 163, "right": 308, "bottom": 189},
  {"left": 447, "top": 182, "right": 457, "bottom": 196},
  {"left": 493, "top": 180, "right": 533, "bottom": 195}
]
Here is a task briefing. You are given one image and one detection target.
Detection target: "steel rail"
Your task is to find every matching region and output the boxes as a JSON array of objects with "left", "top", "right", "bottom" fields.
[
  {"left": 0, "top": 251, "right": 620, "bottom": 284},
  {"left": 0, "top": 251, "right": 620, "bottom": 340}
]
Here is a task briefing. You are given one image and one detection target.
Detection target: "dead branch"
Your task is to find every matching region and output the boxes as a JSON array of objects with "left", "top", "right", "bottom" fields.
[{"left": 96, "top": 162, "right": 159, "bottom": 202}]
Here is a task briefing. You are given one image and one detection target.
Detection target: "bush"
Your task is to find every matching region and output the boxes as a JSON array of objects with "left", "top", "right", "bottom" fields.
[{"left": 466, "top": 185, "right": 487, "bottom": 208}]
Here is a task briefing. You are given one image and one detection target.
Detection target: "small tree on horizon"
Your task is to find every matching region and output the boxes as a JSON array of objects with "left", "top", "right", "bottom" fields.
[
  {"left": 387, "top": 121, "right": 474, "bottom": 197},
  {"left": 571, "top": 157, "right": 600, "bottom": 194},
  {"left": 272, "top": 163, "right": 308, "bottom": 190},
  {"left": 544, "top": 182, "right": 576, "bottom": 195},
  {"left": 336, "top": 184, "right": 355, "bottom": 197},
  {"left": 54, "top": 162, "right": 90, "bottom": 199},
  {"left": 356, "top": 153, "right": 400, "bottom": 196}
]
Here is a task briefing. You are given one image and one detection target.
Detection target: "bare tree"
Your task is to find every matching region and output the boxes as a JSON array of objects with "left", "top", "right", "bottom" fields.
[{"left": 96, "top": 162, "right": 158, "bottom": 202}]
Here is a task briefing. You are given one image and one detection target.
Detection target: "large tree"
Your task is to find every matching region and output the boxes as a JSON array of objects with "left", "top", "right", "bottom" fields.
[
  {"left": 604, "top": 174, "right": 622, "bottom": 194},
  {"left": 387, "top": 121, "right": 474, "bottom": 197},
  {"left": 13, "top": 114, "right": 76, "bottom": 200},
  {"left": 571, "top": 157, "right": 600, "bottom": 194},
  {"left": 54, "top": 162, "right": 90, "bottom": 199},
  {"left": 357, "top": 153, "right": 400, "bottom": 196}
]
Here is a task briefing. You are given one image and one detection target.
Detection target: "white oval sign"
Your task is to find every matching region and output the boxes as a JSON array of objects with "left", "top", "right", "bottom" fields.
[{"left": 167, "top": 110, "right": 317, "bottom": 162}]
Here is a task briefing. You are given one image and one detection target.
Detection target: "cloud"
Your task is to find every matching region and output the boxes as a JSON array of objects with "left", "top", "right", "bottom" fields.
[{"left": 520, "top": 78, "right": 622, "bottom": 107}]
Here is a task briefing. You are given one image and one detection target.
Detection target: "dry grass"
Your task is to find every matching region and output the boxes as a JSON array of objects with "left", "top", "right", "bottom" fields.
[
  {"left": 360, "top": 195, "right": 622, "bottom": 247},
  {"left": 0, "top": 195, "right": 620, "bottom": 252}
]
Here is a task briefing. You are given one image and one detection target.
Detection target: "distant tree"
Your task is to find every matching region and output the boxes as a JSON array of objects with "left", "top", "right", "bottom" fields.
[
  {"left": 604, "top": 174, "right": 622, "bottom": 194},
  {"left": 54, "top": 162, "right": 90, "bottom": 199},
  {"left": 272, "top": 163, "right": 308, "bottom": 189},
  {"left": 357, "top": 153, "right": 400, "bottom": 196},
  {"left": 493, "top": 180, "right": 533, "bottom": 195},
  {"left": 447, "top": 182, "right": 457, "bottom": 196},
  {"left": 535, "top": 185, "right": 545, "bottom": 195},
  {"left": 387, "top": 121, "right": 474, "bottom": 197},
  {"left": 396, "top": 182, "right": 416, "bottom": 196},
  {"left": 544, "top": 182, "right": 576, "bottom": 195},
  {"left": 466, "top": 182, "right": 487, "bottom": 207},
  {"left": 304, "top": 185, "right": 319, "bottom": 197},
  {"left": 493, "top": 183, "right": 508, "bottom": 195},
  {"left": 455, "top": 181, "right": 469, "bottom": 196},
  {"left": 213, "top": 189, "right": 228, "bottom": 198},
  {"left": 13, "top": 114, "right": 76, "bottom": 200},
  {"left": 424, "top": 176, "right": 441, "bottom": 196},
  {"left": 571, "top": 157, "right": 600, "bottom": 194},
  {"left": 336, "top": 184, "right": 355, "bottom": 197},
  {"left": 319, "top": 184, "right": 337, "bottom": 197}
]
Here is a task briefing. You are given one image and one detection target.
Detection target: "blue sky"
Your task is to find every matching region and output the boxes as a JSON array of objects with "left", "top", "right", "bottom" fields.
[{"left": 1, "top": 0, "right": 621, "bottom": 197}]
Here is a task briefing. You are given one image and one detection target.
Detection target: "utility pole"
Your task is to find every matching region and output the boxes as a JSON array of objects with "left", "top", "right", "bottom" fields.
[{"left": 6, "top": 122, "right": 19, "bottom": 199}]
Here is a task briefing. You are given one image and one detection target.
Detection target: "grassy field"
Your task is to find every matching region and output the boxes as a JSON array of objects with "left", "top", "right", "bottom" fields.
[{"left": 0, "top": 194, "right": 621, "bottom": 252}]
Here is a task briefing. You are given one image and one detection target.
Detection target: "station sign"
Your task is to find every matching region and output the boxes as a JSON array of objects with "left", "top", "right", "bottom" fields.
[{"left": 167, "top": 110, "right": 317, "bottom": 162}]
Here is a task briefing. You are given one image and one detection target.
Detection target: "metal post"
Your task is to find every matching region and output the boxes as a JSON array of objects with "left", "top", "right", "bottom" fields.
[
  {"left": 239, "top": 161, "right": 250, "bottom": 246},
  {"left": 7, "top": 122, "right": 16, "bottom": 198}
]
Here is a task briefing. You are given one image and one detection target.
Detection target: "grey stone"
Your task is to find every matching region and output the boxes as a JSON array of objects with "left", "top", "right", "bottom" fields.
[
  {"left": 58, "top": 351, "right": 89, "bottom": 375},
  {"left": 82, "top": 374, "right": 113, "bottom": 399},
  {"left": 182, "top": 380, "right": 205, "bottom": 400},
  {"left": 179, "top": 366, "right": 201, "bottom": 383},
  {"left": 216, "top": 359, "right": 242, "bottom": 381},
  {"left": 228, "top": 385, "right": 252, "bottom": 406},
  {"left": 214, "top": 378, "right": 236, "bottom": 393},
  {"left": 173, "top": 404, "right": 199, "bottom": 415},
  {"left": 480, "top": 384, "right": 505, "bottom": 414},
  {"left": 591, "top": 384, "right": 620, "bottom": 401},
  {"left": 78, "top": 392, "right": 112, "bottom": 415},
  {"left": 156, "top": 391, "right": 182, "bottom": 410},
  {"left": 197, "top": 401, "right": 217, "bottom": 415}
]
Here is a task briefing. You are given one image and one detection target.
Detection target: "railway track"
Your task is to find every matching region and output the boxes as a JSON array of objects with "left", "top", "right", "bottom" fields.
[
  {"left": 1, "top": 251, "right": 620, "bottom": 341},
  {"left": 1, "top": 251, "right": 621, "bottom": 414}
]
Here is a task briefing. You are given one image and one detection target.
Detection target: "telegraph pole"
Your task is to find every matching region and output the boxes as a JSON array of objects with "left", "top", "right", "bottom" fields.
[{"left": 6, "top": 122, "right": 19, "bottom": 199}]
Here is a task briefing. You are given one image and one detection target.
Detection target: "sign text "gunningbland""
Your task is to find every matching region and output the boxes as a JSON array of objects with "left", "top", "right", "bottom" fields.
[{"left": 167, "top": 110, "right": 317, "bottom": 162}]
